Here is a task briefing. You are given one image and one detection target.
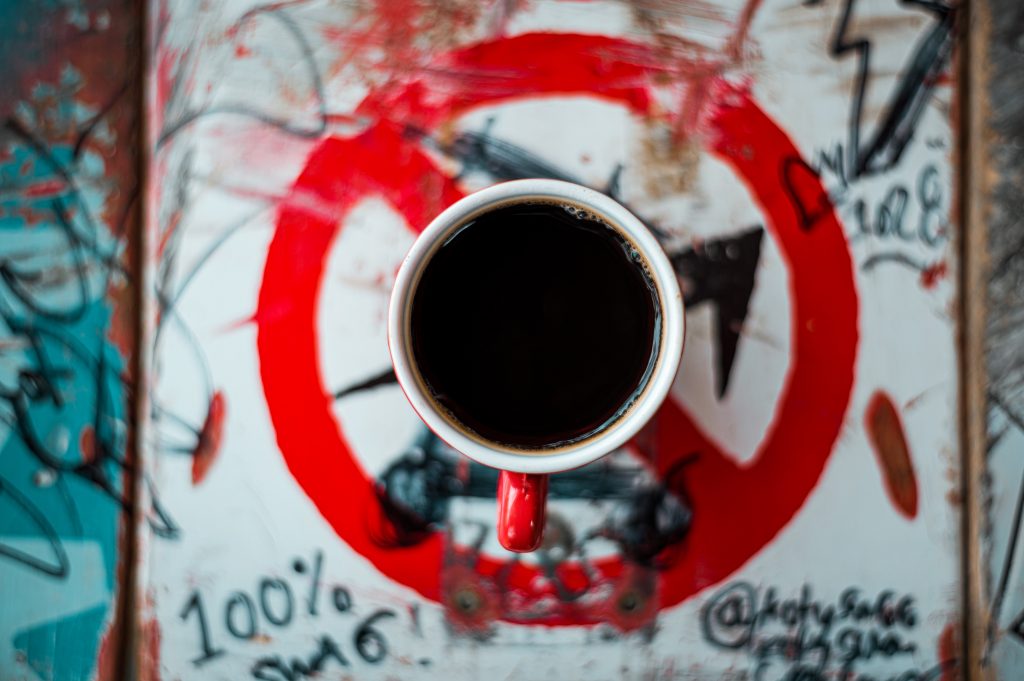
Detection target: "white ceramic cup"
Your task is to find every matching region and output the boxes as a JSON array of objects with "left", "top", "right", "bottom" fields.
[{"left": 388, "top": 179, "right": 684, "bottom": 552}]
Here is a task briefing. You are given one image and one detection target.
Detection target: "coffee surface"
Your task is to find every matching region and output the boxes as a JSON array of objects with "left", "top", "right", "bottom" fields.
[{"left": 410, "top": 201, "right": 659, "bottom": 448}]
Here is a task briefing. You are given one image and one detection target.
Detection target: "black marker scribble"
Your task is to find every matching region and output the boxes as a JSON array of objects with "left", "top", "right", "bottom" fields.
[
  {"left": 861, "top": 251, "right": 928, "bottom": 272},
  {"left": 987, "top": 392, "right": 1024, "bottom": 657},
  {"left": 0, "top": 77, "right": 181, "bottom": 577},
  {"left": 780, "top": 156, "right": 836, "bottom": 231},
  {"left": 365, "top": 424, "right": 694, "bottom": 568},
  {"left": 0, "top": 475, "right": 70, "bottom": 577},
  {"left": 829, "top": 0, "right": 956, "bottom": 179},
  {"left": 156, "top": 5, "right": 328, "bottom": 149}
]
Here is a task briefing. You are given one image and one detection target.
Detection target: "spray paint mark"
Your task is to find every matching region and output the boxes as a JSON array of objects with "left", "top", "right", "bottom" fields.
[
  {"left": 936, "top": 620, "right": 958, "bottom": 681},
  {"left": 865, "top": 390, "right": 919, "bottom": 519},
  {"left": 920, "top": 260, "right": 947, "bottom": 289},
  {"left": 191, "top": 390, "right": 226, "bottom": 486}
]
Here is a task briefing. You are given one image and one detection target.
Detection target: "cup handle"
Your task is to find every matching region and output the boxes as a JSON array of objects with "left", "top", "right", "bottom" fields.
[{"left": 497, "top": 470, "right": 548, "bottom": 552}]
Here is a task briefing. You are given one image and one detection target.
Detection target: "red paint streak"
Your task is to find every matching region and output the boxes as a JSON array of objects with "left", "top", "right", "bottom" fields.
[
  {"left": 20, "top": 179, "right": 68, "bottom": 198},
  {"left": 356, "top": 33, "right": 667, "bottom": 131},
  {"left": 865, "top": 390, "right": 919, "bottom": 519},
  {"left": 928, "top": 71, "right": 954, "bottom": 87},
  {"left": 95, "top": 614, "right": 120, "bottom": 681},
  {"left": 921, "top": 260, "right": 948, "bottom": 289},
  {"left": 937, "top": 621, "right": 958, "bottom": 681},
  {"left": 156, "top": 208, "right": 183, "bottom": 259},
  {"left": 105, "top": 279, "right": 135, "bottom": 356},
  {"left": 258, "top": 124, "right": 462, "bottom": 597},
  {"left": 153, "top": 47, "right": 181, "bottom": 138},
  {"left": 724, "top": 0, "right": 766, "bottom": 61},
  {"left": 258, "top": 34, "right": 858, "bottom": 622},
  {"left": 235, "top": 43, "right": 253, "bottom": 58},
  {"left": 79, "top": 425, "right": 97, "bottom": 465},
  {"left": 191, "top": 390, "right": 226, "bottom": 485},
  {"left": 137, "top": 615, "right": 163, "bottom": 681}
]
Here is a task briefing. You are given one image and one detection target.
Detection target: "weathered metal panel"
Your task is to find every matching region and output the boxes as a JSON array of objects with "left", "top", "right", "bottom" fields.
[
  {"left": 143, "top": 1, "right": 963, "bottom": 679},
  {"left": 0, "top": 1, "right": 142, "bottom": 680}
]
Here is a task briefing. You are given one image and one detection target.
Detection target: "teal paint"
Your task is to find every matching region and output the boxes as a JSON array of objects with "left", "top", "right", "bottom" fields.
[
  {"left": 13, "top": 605, "right": 109, "bottom": 681},
  {"left": 0, "top": 58, "right": 129, "bottom": 681}
]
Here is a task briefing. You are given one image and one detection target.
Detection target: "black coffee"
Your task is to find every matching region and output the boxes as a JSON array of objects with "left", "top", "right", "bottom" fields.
[{"left": 409, "top": 201, "right": 660, "bottom": 449}]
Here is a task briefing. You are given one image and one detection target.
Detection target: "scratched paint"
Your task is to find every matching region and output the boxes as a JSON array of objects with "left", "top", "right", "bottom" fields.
[
  {"left": 0, "top": 1, "right": 140, "bottom": 680},
  {"left": 143, "top": 1, "right": 962, "bottom": 679}
]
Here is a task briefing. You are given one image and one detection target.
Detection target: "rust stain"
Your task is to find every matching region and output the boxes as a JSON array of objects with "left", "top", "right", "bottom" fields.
[
  {"left": 604, "top": 566, "right": 658, "bottom": 632},
  {"left": 441, "top": 565, "right": 500, "bottom": 636},
  {"left": 95, "top": 613, "right": 121, "bottom": 680},
  {"left": 865, "top": 390, "right": 919, "bottom": 519},
  {"left": 945, "top": 487, "right": 961, "bottom": 507},
  {"left": 106, "top": 277, "right": 135, "bottom": 356},
  {"left": 137, "top": 611, "right": 164, "bottom": 681},
  {"left": 420, "top": 0, "right": 485, "bottom": 50},
  {"left": 79, "top": 425, "right": 97, "bottom": 465},
  {"left": 191, "top": 390, "right": 226, "bottom": 485},
  {"left": 96, "top": 518, "right": 136, "bottom": 681},
  {"left": 636, "top": 119, "right": 701, "bottom": 198}
]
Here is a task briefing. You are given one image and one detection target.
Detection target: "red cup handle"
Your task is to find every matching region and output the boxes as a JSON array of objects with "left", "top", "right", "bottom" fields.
[{"left": 497, "top": 471, "right": 548, "bottom": 552}]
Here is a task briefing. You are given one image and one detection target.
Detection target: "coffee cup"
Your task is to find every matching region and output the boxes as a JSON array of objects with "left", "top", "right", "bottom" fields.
[{"left": 388, "top": 179, "right": 684, "bottom": 552}]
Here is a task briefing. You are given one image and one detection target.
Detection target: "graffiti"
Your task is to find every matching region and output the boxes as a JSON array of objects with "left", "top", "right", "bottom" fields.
[
  {"left": 807, "top": 0, "right": 957, "bottom": 180},
  {"left": 701, "top": 581, "right": 951, "bottom": 681},
  {"left": 154, "top": 4, "right": 329, "bottom": 149},
  {"left": 178, "top": 551, "right": 408, "bottom": 677},
  {"left": 853, "top": 165, "right": 946, "bottom": 247},
  {"left": 0, "top": 1, "right": 142, "bottom": 679},
  {"left": 365, "top": 427, "right": 694, "bottom": 561},
  {"left": 256, "top": 29, "right": 857, "bottom": 630},
  {"left": 785, "top": 148, "right": 950, "bottom": 266},
  {"left": 250, "top": 611, "right": 398, "bottom": 679},
  {"left": 0, "top": 102, "right": 132, "bottom": 560},
  {"left": 0, "top": 114, "right": 179, "bottom": 548},
  {"left": 0, "top": 476, "right": 68, "bottom": 577},
  {"left": 780, "top": 0, "right": 956, "bottom": 287},
  {"left": 147, "top": 0, "right": 960, "bottom": 677}
]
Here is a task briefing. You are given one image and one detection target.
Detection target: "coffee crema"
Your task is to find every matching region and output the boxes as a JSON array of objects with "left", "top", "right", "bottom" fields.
[{"left": 409, "top": 200, "right": 661, "bottom": 450}]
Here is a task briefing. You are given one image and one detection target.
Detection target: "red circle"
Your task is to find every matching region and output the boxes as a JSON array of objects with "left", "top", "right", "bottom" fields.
[{"left": 257, "top": 33, "right": 858, "bottom": 624}]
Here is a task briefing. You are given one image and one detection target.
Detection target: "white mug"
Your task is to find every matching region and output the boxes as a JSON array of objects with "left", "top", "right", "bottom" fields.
[{"left": 388, "top": 179, "right": 684, "bottom": 552}]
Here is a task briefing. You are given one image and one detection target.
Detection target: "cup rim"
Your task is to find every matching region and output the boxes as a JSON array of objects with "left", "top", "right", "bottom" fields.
[{"left": 388, "top": 179, "right": 685, "bottom": 474}]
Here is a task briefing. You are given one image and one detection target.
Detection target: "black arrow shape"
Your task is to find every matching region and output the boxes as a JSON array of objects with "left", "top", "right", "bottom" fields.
[
  {"left": 670, "top": 227, "right": 764, "bottom": 398},
  {"left": 333, "top": 223, "right": 764, "bottom": 404}
]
